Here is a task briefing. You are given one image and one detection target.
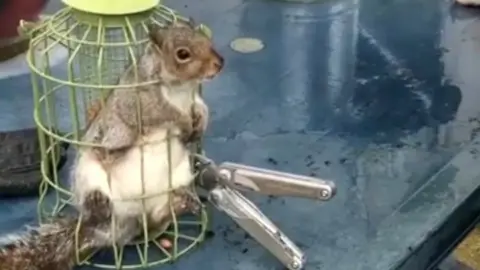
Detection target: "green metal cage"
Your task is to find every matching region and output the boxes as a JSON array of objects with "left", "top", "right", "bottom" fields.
[{"left": 22, "top": 3, "right": 211, "bottom": 269}]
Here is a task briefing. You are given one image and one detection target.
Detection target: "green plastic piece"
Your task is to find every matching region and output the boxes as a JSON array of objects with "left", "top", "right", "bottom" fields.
[{"left": 63, "top": 0, "right": 160, "bottom": 15}]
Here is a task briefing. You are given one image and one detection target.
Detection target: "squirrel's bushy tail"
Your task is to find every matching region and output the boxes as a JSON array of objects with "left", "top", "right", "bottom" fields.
[{"left": 0, "top": 190, "right": 113, "bottom": 270}]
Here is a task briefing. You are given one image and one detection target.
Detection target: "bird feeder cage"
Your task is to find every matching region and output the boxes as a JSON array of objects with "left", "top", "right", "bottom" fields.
[{"left": 21, "top": 0, "right": 211, "bottom": 268}]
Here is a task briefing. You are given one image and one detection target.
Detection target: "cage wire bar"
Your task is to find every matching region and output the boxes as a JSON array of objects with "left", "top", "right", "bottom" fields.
[{"left": 23, "top": 3, "right": 211, "bottom": 269}]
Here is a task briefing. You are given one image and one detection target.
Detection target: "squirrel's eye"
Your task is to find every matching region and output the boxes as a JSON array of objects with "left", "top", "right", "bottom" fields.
[{"left": 175, "top": 48, "right": 191, "bottom": 62}]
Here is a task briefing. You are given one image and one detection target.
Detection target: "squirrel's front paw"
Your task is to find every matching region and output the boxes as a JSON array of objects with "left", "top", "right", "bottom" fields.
[
  {"left": 190, "top": 103, "right": 208, "bottom": 141},
  {"left": 83, "top": 190, "right": 113, "bottom": 222},
  {"left": 172, "top": 188, "right": 201, "bottom": 215},
  {"left": 179, "top": 124, "right": 194, "bottom": 144},
  {"left": 183, "top": 195, "right": 201, "bottom": 215}
]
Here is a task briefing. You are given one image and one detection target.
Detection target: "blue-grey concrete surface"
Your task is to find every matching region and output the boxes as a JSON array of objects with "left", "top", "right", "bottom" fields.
[{"left": 2, "top": 0, "right": 480, "bottom": 269}]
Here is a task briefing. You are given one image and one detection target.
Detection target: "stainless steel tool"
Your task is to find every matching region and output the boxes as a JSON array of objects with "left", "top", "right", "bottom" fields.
[
  {"left": 217, "top": 162, "right": 336, "bottom": 201},
  {"left": 193, "top": 154, "right": 336, "bottom": 270}
]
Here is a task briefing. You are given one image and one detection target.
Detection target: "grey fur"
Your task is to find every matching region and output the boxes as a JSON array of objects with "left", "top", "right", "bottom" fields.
[
  {"left": 84, "top": 21, "right": 224, "bottom": 165},
  {"left": 0, "top": 190, "right": 113, "bottom": 270}
]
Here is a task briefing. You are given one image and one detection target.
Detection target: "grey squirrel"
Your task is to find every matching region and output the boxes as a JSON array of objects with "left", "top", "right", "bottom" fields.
[
  {"left": 72, "top": 17, "right": 223, "bottom": 254},
  {"left": 0, "top": 19, "right": 223, "bottom": 269}
]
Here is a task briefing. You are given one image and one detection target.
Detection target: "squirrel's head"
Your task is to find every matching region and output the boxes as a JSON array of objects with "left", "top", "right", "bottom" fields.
[{"left": 143, "top": 19, "right": 224, "bottom": 84}]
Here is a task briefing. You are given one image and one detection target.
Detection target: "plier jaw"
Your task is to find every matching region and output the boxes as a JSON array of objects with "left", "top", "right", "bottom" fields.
[{"left": 192, "top": 154, "right": 336, "bottom": 270}]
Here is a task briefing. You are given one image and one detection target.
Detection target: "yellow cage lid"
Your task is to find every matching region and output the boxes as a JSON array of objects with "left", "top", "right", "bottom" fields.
[{"left": 62, "top": 0, "right": 160, "bottom": 15}]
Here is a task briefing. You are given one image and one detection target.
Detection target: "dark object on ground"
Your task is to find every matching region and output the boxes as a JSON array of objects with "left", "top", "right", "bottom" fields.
[
  {"left": 0, "top": 0, "right": 48, "bottom": 39},
  {"left": 0, "top": 0, "right": 49, "bottom": 62},
  {"left": 0, "top": 38, "right": 30, "bottom": 62},
  {"left": 0, "top": 128, "right": 68, "bottom": 197}
]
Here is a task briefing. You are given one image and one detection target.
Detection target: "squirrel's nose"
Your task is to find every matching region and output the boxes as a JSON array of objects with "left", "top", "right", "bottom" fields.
[
  {"left": 216, "top": 56, "right": 224, "bottom": 68},
  {"left": 211, "top": 50, "right": 224, "bottom": 70},
  {"left": 213, "top": 57, "right": 223, "bottom": 71}
]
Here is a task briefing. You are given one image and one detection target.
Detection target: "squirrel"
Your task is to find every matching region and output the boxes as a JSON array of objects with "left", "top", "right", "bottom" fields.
[
  {"left": 0, "top": 19, "right": 222, "bottom": 269},
  {"left": 72, "top": 18, "right": 223, "bottom": 251}
]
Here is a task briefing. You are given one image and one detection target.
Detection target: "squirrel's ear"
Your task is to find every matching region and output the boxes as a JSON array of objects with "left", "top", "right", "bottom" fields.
[
  {"left": 147, "top": 23, "right": 164, "bottom": 47},
  {"left": 140, "top": 44, "right": 161, "bottom": 76},
  {"left": 171, "top": 17, "right": 196, "bottom": 29},
  {"left": 187, "top": 17, "right": 196, "bottom": 28}
]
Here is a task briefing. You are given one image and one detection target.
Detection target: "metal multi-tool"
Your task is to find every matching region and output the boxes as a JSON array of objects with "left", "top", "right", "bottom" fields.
[{"left": 193, "top": 154, "right": 336, "bottom": 270}]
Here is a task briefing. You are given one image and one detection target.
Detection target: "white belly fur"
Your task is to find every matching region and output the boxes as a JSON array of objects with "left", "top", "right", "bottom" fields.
[{"left": 72, "top": 127, "right": 194, "bottom": 225}]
